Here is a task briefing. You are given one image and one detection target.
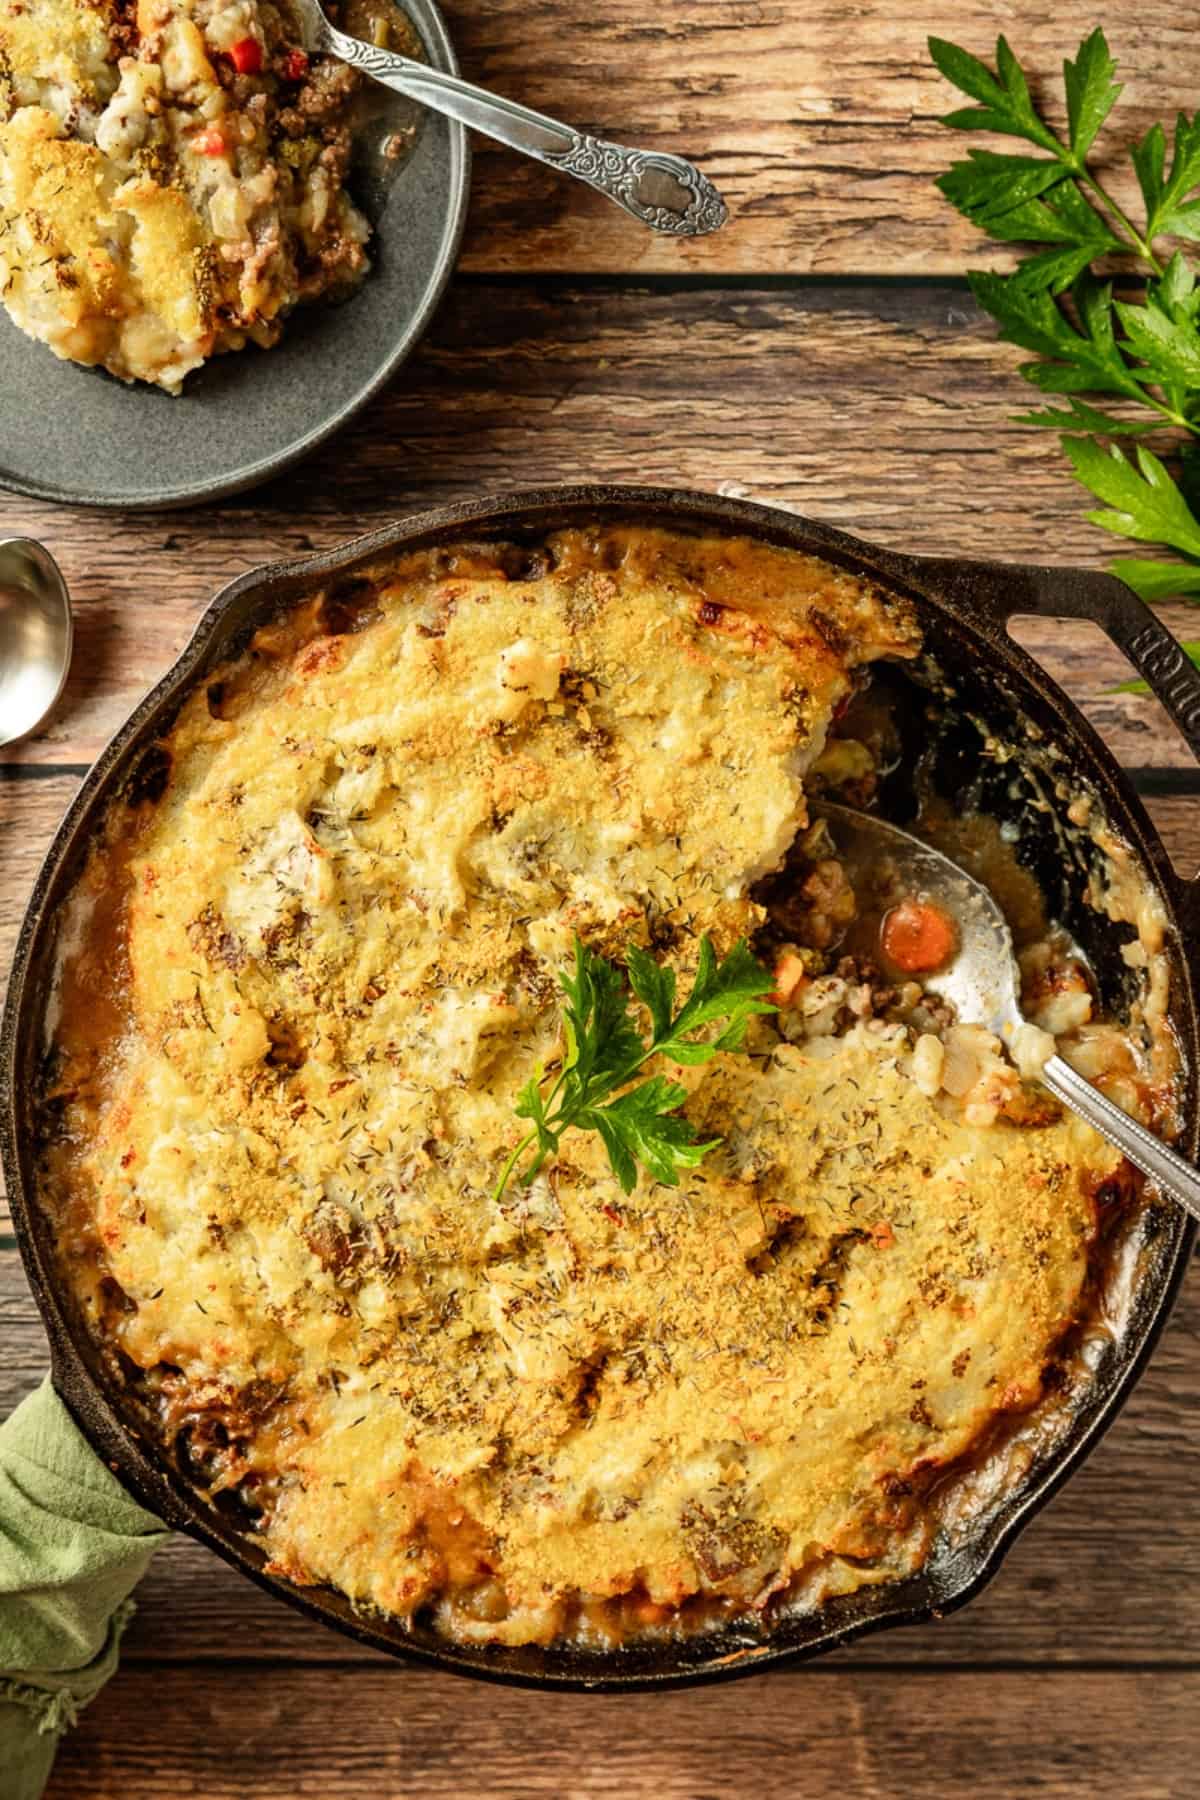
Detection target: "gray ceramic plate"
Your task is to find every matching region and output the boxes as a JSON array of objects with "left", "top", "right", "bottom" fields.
[{"left": 0, "top": 0, "right": 468, "bottom": 510}]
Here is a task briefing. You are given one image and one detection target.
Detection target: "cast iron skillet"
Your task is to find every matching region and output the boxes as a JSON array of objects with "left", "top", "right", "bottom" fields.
[{"left": 4, "top": 486, "right": 1200, "bottom": 1691}]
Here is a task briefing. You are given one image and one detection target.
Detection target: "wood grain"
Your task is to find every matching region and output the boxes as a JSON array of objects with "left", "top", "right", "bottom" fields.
[
  {"left": 0, "top": 772, "right": 57, "bottom": 1003},
  {"left": 1131, "top": 793, "right": 1200, "bottom": 881},
  {"left": 444, "top": 1, "right": 1194, "bottom": 275},
  {"left": 43, "top": 1664, "right": 1200, "bottom": 1798},
  {"left": 4, "top": 282, "right": 1200, "bottom": 771}
]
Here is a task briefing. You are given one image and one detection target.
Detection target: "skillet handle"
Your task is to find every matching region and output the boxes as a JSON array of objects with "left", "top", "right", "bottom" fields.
[
  {"left": 873, "top": 552, "right": 1200, "bottom": 929},
  {"left": 891, "top": 554, "right": 1200, "bottom": 752}
]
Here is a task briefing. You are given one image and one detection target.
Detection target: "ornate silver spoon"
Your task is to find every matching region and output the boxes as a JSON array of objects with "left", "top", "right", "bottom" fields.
[
  {"left": 0, "top": 539, "right": 73, "bottom": 748},
  {"left": 290, "top": 0, "right": 728, "bottom": 237},
  {"left": 818, "top": 802, "right": 1200, "bottom": 1225}
]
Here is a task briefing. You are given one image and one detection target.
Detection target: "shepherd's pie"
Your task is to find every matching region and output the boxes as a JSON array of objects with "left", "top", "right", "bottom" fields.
[{"left": 39, "top": 525, "right": 1170, "bottom": 1648}]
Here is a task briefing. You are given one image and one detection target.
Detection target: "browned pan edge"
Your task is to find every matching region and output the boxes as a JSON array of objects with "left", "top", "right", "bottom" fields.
[{"left": 2, "top": 485, "right": 1196, "bottom": 1690}]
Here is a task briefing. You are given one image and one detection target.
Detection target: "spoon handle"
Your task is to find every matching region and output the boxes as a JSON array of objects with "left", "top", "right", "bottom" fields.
[
  {"left": 1042, "top": 1053, "right": 1200, "bottom": 1225},
  {"left": 319, "top": 24, "right": 727, "bottom": 237}
]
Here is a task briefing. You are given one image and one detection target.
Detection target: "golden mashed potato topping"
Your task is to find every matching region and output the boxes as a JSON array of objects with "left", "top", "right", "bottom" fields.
[
  {"left": 0, "top": 0, "right": 371, "bottom": 389},
  {"left": 43, "top": 525, "right": 1140, "bottom": 1649}
]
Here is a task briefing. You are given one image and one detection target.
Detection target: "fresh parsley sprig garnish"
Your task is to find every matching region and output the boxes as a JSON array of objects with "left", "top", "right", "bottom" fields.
[
  {"left": 930, "top": 29, "right": 1200, "bottom": 645},
  {"left": 493, "top": 935, "right": 776, "bottom": 1202},
  {"left": 930, "top": 30, "right": 1145, "bottom": 288}
]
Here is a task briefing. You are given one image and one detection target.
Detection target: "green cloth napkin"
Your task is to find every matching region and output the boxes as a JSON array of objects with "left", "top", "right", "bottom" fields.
[{"left": 0, "top": 1379, "right": 168, "bottom": 1800}]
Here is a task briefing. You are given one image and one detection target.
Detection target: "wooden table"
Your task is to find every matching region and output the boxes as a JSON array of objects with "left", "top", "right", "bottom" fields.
[{"left": 3, "top": 4, "right": 1198, "bottom": 1793}]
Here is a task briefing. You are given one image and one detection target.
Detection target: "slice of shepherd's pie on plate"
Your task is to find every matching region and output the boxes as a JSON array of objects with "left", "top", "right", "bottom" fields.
[{"left": 0, "top": 0, "right": 371, "bottom": 390}]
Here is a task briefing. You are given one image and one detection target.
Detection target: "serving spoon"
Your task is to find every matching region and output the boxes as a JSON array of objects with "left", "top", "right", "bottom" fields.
[
  {"left": 0, "top": 539, "right": 73, "bottom": 748},
  {"left": 817, "top": 802, "right": 1200, "bottom": 1226},
  {"left": 290, "top": 0, "right": 728, "bottom": 237}
]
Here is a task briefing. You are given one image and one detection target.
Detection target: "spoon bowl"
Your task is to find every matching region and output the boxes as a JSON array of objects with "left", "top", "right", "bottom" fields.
[
  {"left": 0, "top": 539, "right": 73, "bottom": 748},
  {"left": 817, "top": 801, "right": 1200, "bottom": 1226},
  {"left": 815, "top": 802, "right": 1026, "bottom": 1039}
]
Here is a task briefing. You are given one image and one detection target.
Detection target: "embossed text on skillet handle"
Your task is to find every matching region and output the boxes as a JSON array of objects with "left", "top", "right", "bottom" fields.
[{"left": 320, "top": 21, "right": 729, "bottom": 237}]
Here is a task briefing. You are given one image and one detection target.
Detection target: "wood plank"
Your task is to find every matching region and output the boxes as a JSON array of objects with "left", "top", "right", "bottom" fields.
[
  {"left": 1138, "top": 794, "right": 1200, "bottom": 882},
  {"left": 0, "top": 1247, "right": 52, "bottom": 1386},
  {"left": 3, "top": 282, "right": 1200, "bottom": 770},
  {"left": 444, "top": 1, "right": 1191, "bottom": 275},
  {"left": 0, "top": 772, "right": 66, "bottom": 1011},
  {"left": 43, "top": 1665, "right": 1200, "bottom": 1798},
  {"left": 0, "top": 774, "right": 69, "bottom": 1222},
  {"left": 1007, "top": 617, "right": 1200, "bottom": 780}
]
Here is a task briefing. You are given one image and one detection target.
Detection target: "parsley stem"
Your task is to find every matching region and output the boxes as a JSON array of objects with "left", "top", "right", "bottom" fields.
[
  {"left": 1143, "top": 395, "right": 1199, "bottom": 433},
  {"left": 1075, "top": 166, "right": 1164, "bottom": 275},
  {"left": 493, "top": 1128, "right": 538, "bottom": 1203},
  {"left": 493, "top": 1037, "right": 669, "bottom": 1201},
  {"left": 493, "top": 1064, "right": 570, "bottom": 1202},
  {"left": 539, "top": 1066, "right": 568, "bottom": 1117},
  {"left": 496, "top": 1036, "right": 674, "bottom": 1201}
]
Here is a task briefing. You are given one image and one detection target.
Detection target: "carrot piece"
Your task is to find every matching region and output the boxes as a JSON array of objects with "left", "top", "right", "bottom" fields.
[
  {"left": 770, "top": 951, "right": 808, "bottom": 1005},
  {"left": 880, "top": 898, "right": 957, "bottom": 974}
]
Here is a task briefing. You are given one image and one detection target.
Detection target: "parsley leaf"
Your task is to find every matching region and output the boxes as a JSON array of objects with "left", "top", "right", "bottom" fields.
[
  {"left": 513, "top": 1066, "right": 554, "bottom": 1157},
  {"left": 651, "top": 935, "right": 777, "bottom": 1059},
  {"left": 968, "top": 274, "right": 1146, "bottom": 400},
  {"left": 1004, "top": 189, "right": 1124, "bottom": 295},
  {"left": 495, "top": 934, "right": 776, "bottom": 1200},
  {"left": 1064, "top": 438, "right": 1200, "bottom": 555},
  {"left": 1011, "top": 396, "right": 1158, "bottom": 435},
  {"left": 1134, "top": 114, "right": 1200, "bottom": 243},
  {"left": 1109, "top": 558, "right": 1200, "bottom": 601},
  {"left": 940, "top": 164, "right": 1122, "bottom": 294},
  {"left": 1114, "top": 289, "right": 1200, "bottom": 389},
  {"left": 935, "top": 150, "right": 1071, "bottom": 228},
  {"left": 586, "top": 1079, "right": 720, "bottom": 1192},
  {"left": 558, "top": 938, "right": 643, "bottom": 1092},
  {"left": 929, "top": 35, "right": 1061, "bottom": 153},
  {"left": 624, "top": 941, "right": 677, "bottom": 1041},
  {"left": 1063, "top": 28, "right": 1122, "bottom": 161}
]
